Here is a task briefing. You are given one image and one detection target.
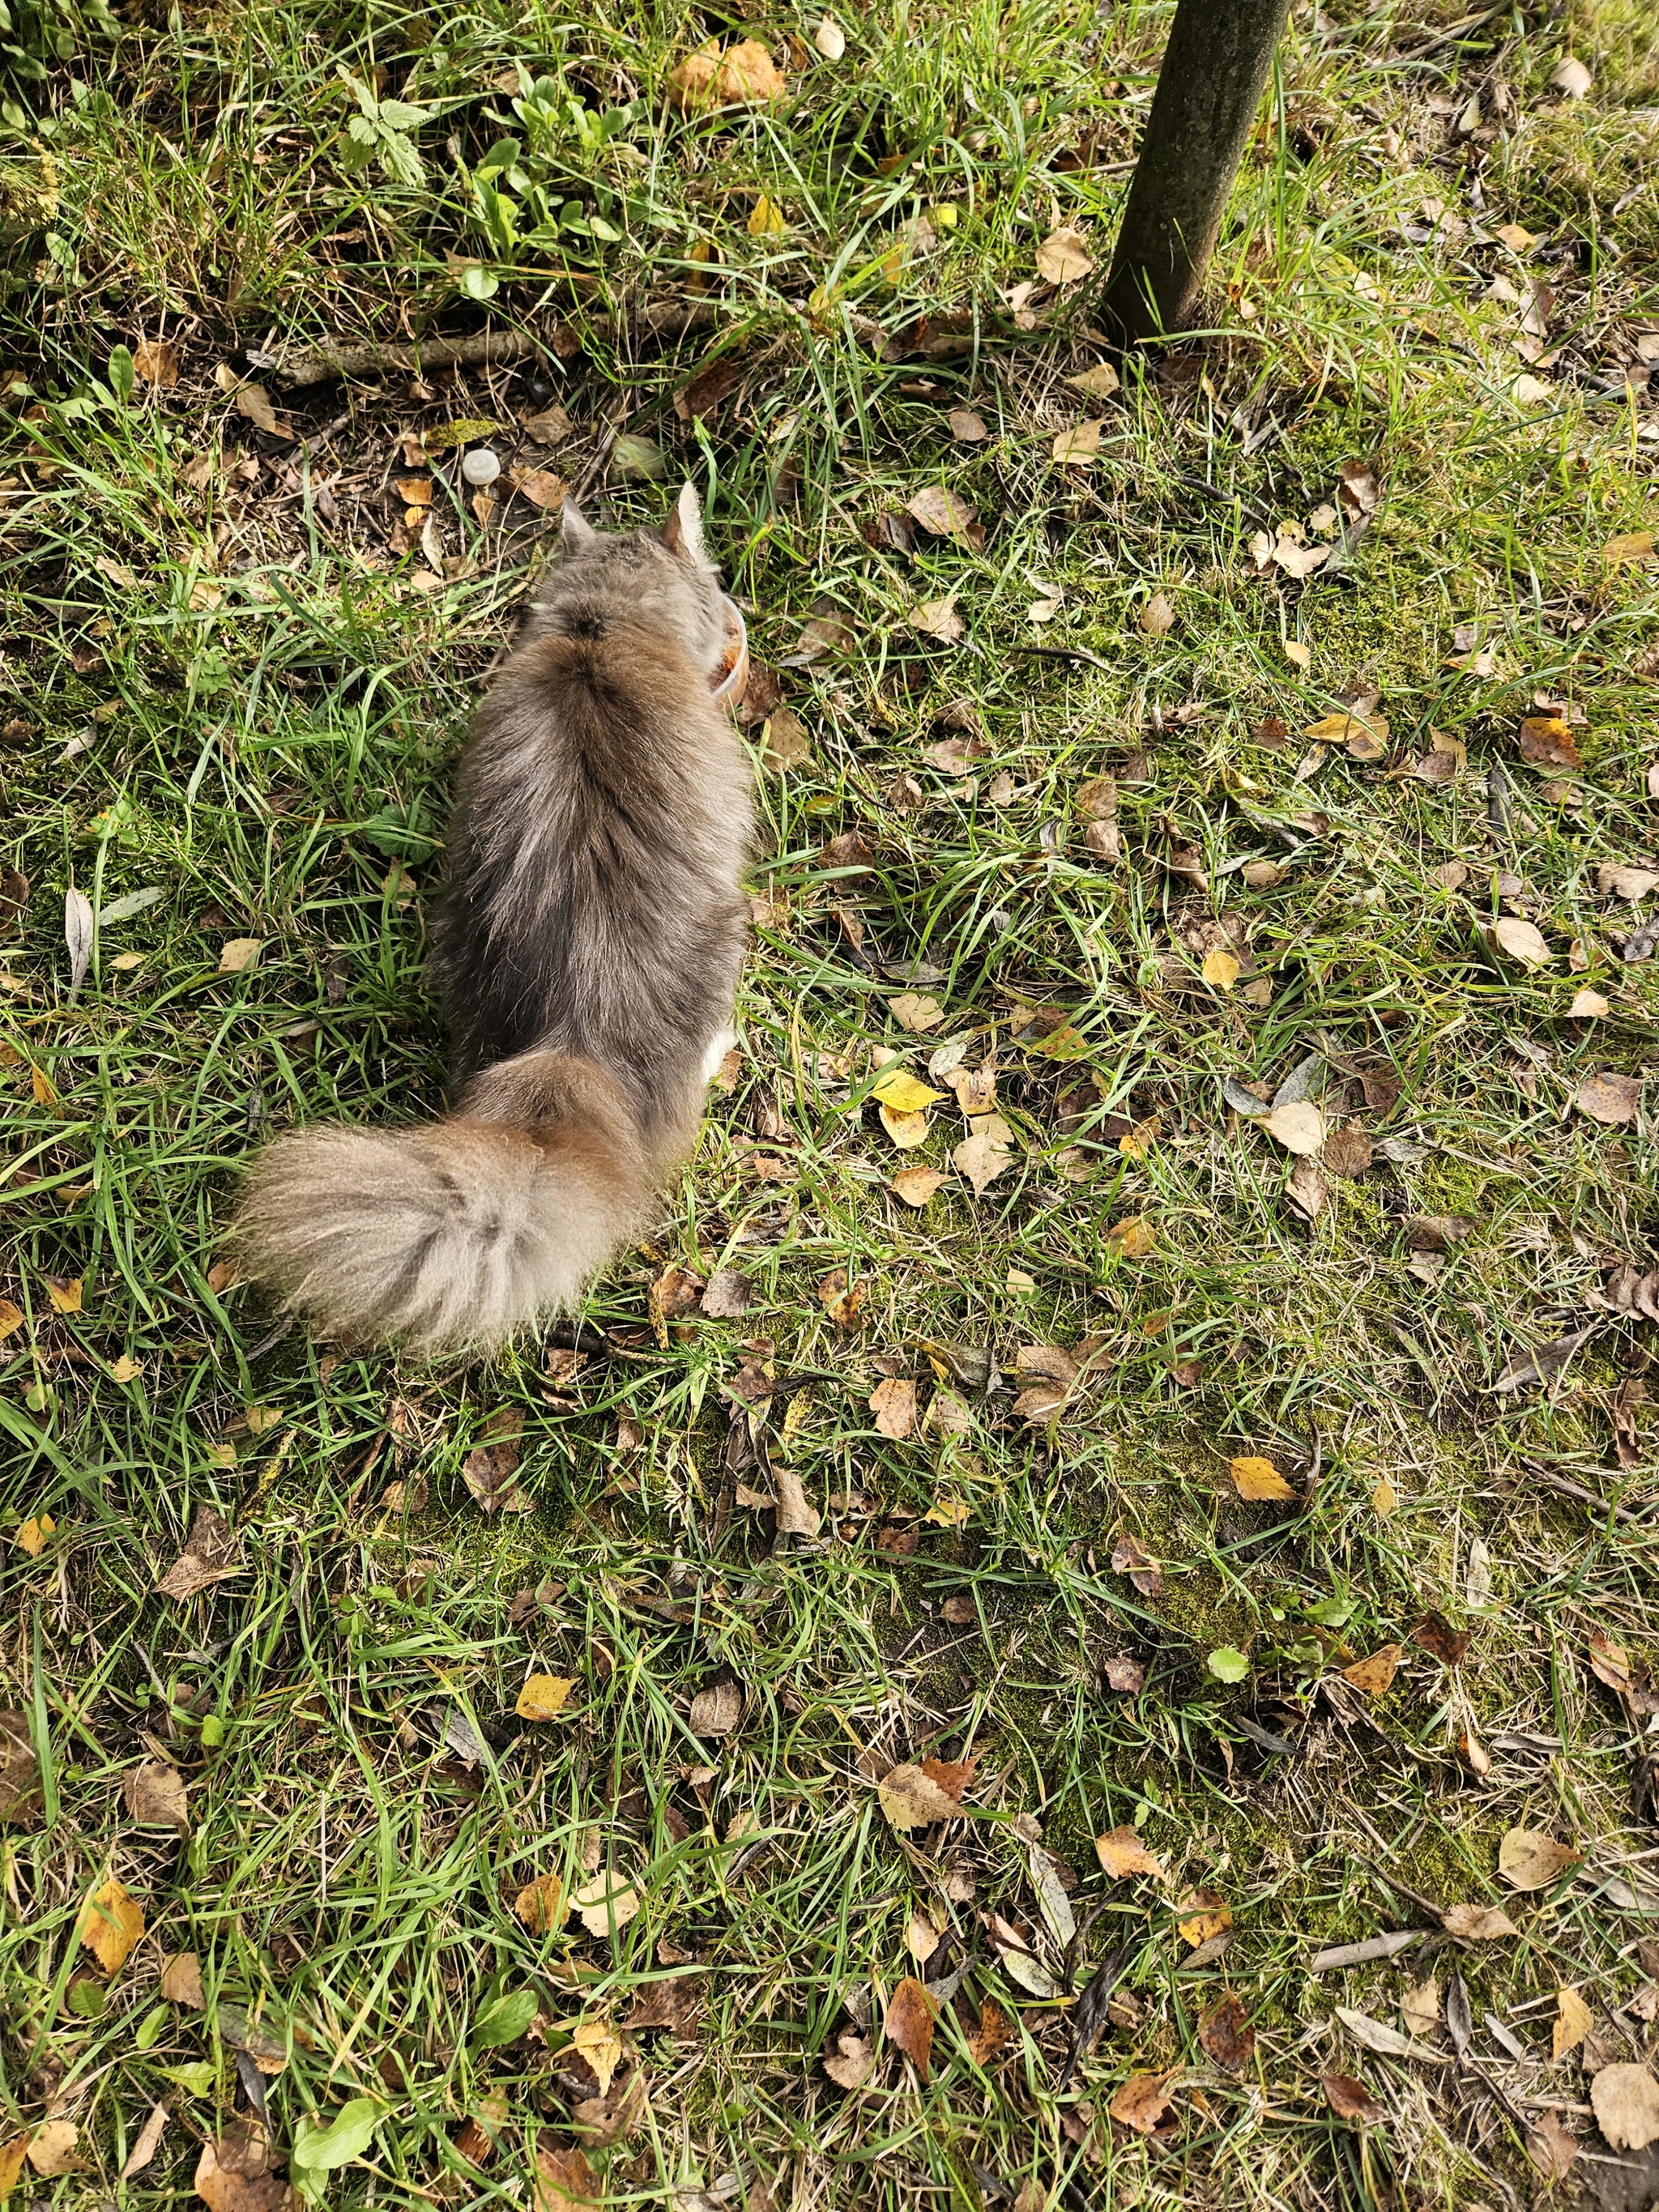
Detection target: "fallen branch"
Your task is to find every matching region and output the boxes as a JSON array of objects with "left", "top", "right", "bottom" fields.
[{"left": 271, "top": 298, "right": 723, "bottom": 388}]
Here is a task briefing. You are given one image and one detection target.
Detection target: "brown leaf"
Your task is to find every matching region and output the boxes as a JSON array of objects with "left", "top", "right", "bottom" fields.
[
  {"left": 519, "top": 403, "right": 573, "bottom": 444},
  {"left": 1441, "top": 1903, "right": 1520, "bottom": 1941},
  {"left": 947, "top": 407, "right": 987, "bottom": 442},
  {"left": 876, "top": 1758, "right": 970, "bottom": 1830},
  {"left": 514, "top": 1871, "right": 569, "bottom": 1934},
  {"left": 1576, "top": 1072, "right": 1641, "bottom": 1125},
  {"left": 1341, "top": 1646, "right": 1402, "bottom": 1698},
  {"left": 700, "top": 1268, "right": 753, "bottom": 1319},
  {"left": 1035, "top": 226, "right": 1093, "bottom": 284},
  {"left": 689, "top": 1679, "right": 744, "bottom": 1736},
  {"left": 1498, "top": 1826, "right": 1582, "bottom": 1892},
  {"left": 953, "top": 1114, "right": 1014, "bottom": 1195},
  {"left": 1404, "top": 1213, "right": 1476, "bottom": 1252},
  {"left": 889, "top": 1166, "right": 947, "bottom": 1208},
  {"left": 1094, "top": 1826, "right": 1166, "bottom": 1882},
  {"left": 623, "top": 1979, "right": 703, "bottom": 2039},
  {"left": 1229, "top": 1455, "right": 1297, "bottom": 1502},
  {"left": 965, "top": 1998, "right": 1010, "bottom": 2066},
  {"left": 533, "top": 2143, "right": 599, "bottom": 2212},
  {"left": 571, "top": 2060, "right": 649, "bottom": 2146},
  {"left": 1322, "top": 1127, "right": 1373, "bottom": 1178},
  {"left": 0, "top": 1711, "right": 41, "bottom": 1824},
  {"left": 868, "top": 1377, "right": 917, "bottom": 1438},
  {"left": 772, "top": 1461, "right": 821, "bottom": 1538},
  {"left": 1139, "top": 591, "right": 1176, "bottom": 637},
  {"left": 570, "top": 1873, "right": 640, "bottom": 1937},
  {"left": 1410, "top": 1613, "right": 1472, "bottom": 1665},
  {"left": 816, "top": 1269, "right": 864, "bottom": 1328},
  {"left": 194, "top": 2122, "right": 294, "bottom": 2212},
  {"left": 1321, "top": 2073, "right": 1382, "bottom": 2123},
  {"left": 462, "top": 1419, "right": 533, "bottom": 1515},
  {"left": 233, "top": 384, "right": 291, "bottom": 439},
  {"left": 1589, "top": 1629, "right": 1636, "bottom": 1693},
  {"left": 1486, "top": 914, "right": 1552, "bottom": 969},
  {"left": 1107, "top": 1214, "right": 1156, "bottom": 1257},
  {"left": 1516, "top": 714, "right": 1582, "bottom": 769},
  {"left": 1198, "top": 1993, "right": 1255, "bottom": 2072},
  {"left": 1590, "top": 2063, "right": 1659, "bottom": 2152},
  {"left": 1012, "top": 1343, "right": 1079, "bottom": 1426},
  {"left": 1109, "top": 2070, "right": 1175, "bottom": 2134},
  {"left": 156, "top": 1505, "right": 242, "bottom": 1599},
  {"left": 79, "top": 1876, "right": 144, "bottom": 1973},
  {"left": 134, "top": 337, "right": 180, "bottom": 386},
  {"left": 1111, "top": 1532, "right": 1163, "bottom": 1598},
  {"left": 666, "top": 36, "right": 786, "bottom": 110},
  {"left": 1528, "top": 2110, "right": 1577, "bottom": 2184},
  {"left": 906, "top": 486, "right": 981, "bottom": 544},
  {"left": 1102, "top": 1656, "right": 1145, "bottom": 1693},
  {"left": 650, "top": 1264, "right": 706, "bottom": 1328},
  {"left": 672, "top": 356, "right": 740, "bottom": 423},
  {"left": 25, "top": 2121, "right": 80, "bottom": 2177},
  {"left": 1337, "top": 460, "right": 1381, "bottom": 521},
  {"left": 123, "top": 1758, "right": 190, "bottom": 1832},
  {"left": 122, "top": 2103, "right": 170, "bottom": 2180},
  {"left": 884, "top": 1975, "right": 936, "bottom": 2078},
  {"left": 505, "top": 466, "right": 569, "bottom": 510},
  {"left": 161, "top": 1950, "right": 204, "bottom": 2006},
  {"left": 822, "top": 2027, "right": 875, "bottom": 2090}
]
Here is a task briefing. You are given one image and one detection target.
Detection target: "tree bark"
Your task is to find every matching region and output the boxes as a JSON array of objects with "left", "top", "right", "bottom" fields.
[{"left": 1100, "top": 0, "right": 1294, "bottom": 347}]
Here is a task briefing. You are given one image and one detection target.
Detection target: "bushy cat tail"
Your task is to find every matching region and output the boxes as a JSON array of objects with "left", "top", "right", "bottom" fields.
[{"left": 234, "top": 1051, "right": 656, "bottom": 1354}]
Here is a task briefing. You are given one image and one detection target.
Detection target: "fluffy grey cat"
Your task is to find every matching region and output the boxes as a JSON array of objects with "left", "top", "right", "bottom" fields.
[{"left": 237, "top": 485, "right": 752, "bottom": 1352}]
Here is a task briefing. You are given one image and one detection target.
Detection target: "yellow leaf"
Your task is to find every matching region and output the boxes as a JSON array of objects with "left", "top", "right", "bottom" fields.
[
  {"left": 1554, "top": 1985, "right": 1595, "bottom": 2058},
  {"left": 31, "top": 1063, "right": 61, "bottom": 1111},
  {"left": 1283, "top": 639, "right": 1311, "bottom": 669},
  {"left": 515, "top": 1674, "right": 575, "bottom": 1721},
  {"left": 923, "top": 1497, "right": 970, "bottom": 1529},
  {"left": 1118, "top": 1117, "right": 1159, "bottom": 1160},
  {"left": 746, "top": 194, "right": 786, "bottom": 237},
  {"left": 1342, "top": 1644, "right": 1403, "bottom": 1698},
  {"left": 1035, "top": 225, "right": 1093, "bottom": 284},
  {"left": 514, "top": 1871, "right": 569, "bottom": 1934},
  {"left": 79, "top": 1877, "right": 144, "bottom": 1975},
  {"left": 879, "top": 1104, "right": 932, "bottom": 1149},
  {"left": 1371, "top": 1477, "right": 1399, "bottom": 1519},
  {"left": 1201, "top": 948, "right": 1240, "bottom": 991},
  {"left": 1603, "top": 531, "right": 1654, "bottom": 566},
  {"left": 15, "top": 1515, "right": 53, "bottom": 1556},
  {"left": 217, "top": 938, "right": 261, "bottom": 974},
  {"left": 870, "top": 1067, "right": 944, "bottom": 1115},
  {"left": 1051, "top": 419, "right": 1103, "bottom": 465},
  {"left": 1176, "top": 1890, "right": 1231, "bottom": 1946},
  {"left": 0, "top": 2136, "right": 32, "bottom": 2198},
  {"left": 889, "top": 1166, "right": 947, "bottom": 1207},
  {"left": 1228, "top": 1455, "right": 1296, "bottom": 1502},
  {"left": 1095, "top": 1827, "right": 1166, "bottom": 1882},
  {"left": 45, "top": 1276, "right": 83, "bottom": 1315},
  {"left": 1107, "top": 1217, "right": 1156, "bottom": 1258},
  {"left": 107, "top": 1355, "right": 142, "bottom": 1383},
  {"left": 0, "top": 1299, "right": 23, "bottom": 1344}
]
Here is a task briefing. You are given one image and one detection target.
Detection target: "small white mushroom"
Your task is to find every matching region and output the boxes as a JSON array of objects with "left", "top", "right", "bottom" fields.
[{"left": 460, "top": 446, "right": 501, "bottom": 488}]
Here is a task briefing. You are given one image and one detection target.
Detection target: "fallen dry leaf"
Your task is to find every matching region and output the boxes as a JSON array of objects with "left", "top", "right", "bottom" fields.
[
  {"left": 1604, "top": 531, "right": 1656, "bottom": 566},
  {"left": 1576, "top": 1072, "right": 1641, "bottom": 1125},
  {"left": 44, "top": 1272, "right": 81, "bottom": 1314},
  {"left": 884, "top": 1975, "right": 936, "bottom": 2078},
  {"left": 817, "top": 1269, "right": 864, "bottom": 1328},
  {"left": 701, "top": 1269, "right": 752, "bottom": 1319},
  {"left": 1067, "top": 362, "right": 1120, "bottom": 401},
  {"left": 876, "top": 1757, "right": 973, "bottom": 1831},
  {"left": 1516, "top": 714, "right": 1582, "bottom": 770},
  {"left": 1341, "top": 1646, "right": 1402, "bottom": 1698},
  {"left": 79, "top": 1876, "right": 144, "bottom": 1973},
  {"left": 1591, "top": 2063, "right": 1659, "bottom": 2152},
  {"left": 880, "top": 1104, "right": 932, "bottom": 1149},
  {"left": 906, "top": 486, "right": 981, "bottom": 544},
  {"left": 160, "top": 1950, "right": 203, "bottom": 2006},
  {"left": 1201, "top": 947, "right": 1239, "bottom": 990},
  {"left": 1176, "top": 1890, "right": 1231, "bottom": 1947},
  {"left": 122, "top": 2103, "right": 169, "bottom": 2180},
  {"left": 812, "top": 14, "right": 845, "bottom": 58},
  {"left": 0, "top": 2138, "right": 28, "bottom": 2199},
  {"left": 912, "top": 595, "right": 965, "bottom": 644},
  {"left": 515, "top": 1675, "right": 575, "bottom": 1721},
  {"left": 869, "top": 1377, "right": 916, "bottom": 1439},
  {"left": 1529, "top": 2109, "right": 1578, "bottom": 2184},
  {"left": 689, "top": 1679, "right": 744, "bottom": 1736},
  {"left": 194, "top": 2124, "right": 297, "bottom": 2212},
  {"left": 506, "top": 466, "right": 569, "bottom": 510},
  {"left": 514, "top": 1871, "right": 569, "bottom": 1934},
  {"left": 889, "top": 1166, "right": 947, "bottom": 1208},
  {"left": 1110, "top": 2070, "right": 1175, "bottom": 2134},
  {"left": 1107, "top": 1215, "right": 1156, "bottom": 1258},
  {"left": 1051, "top": 418, "right": 1104, "bottom": 465},
  {"left": 954, "top": 1115, "right": 1015, "bottom": 1196},
  {"left": 1498, "top": 1827, "right": 1582, "bottom": 1892},
  {"left": 822, "top": 2027, "right": 875, "bottom": 2090},
  {"left": 1401, "top": 1978, "right": 1439, "bottom": 2040},
  {"left": 891, "top": 991, "right": 945, "bottom": 1034},
  {"left": 1598, "top": 863, "right": 1659, "bottom": 900},
  {"left": 533, "top": 2142, "right": 598, "bottom": 2212},
  {"left": 665, "top": 36, "right": 786, "bottom": 110},
  {"left": 1229, "top": 1455, "right": 1296, "bottom": 1502},
  {"left": 1441, "top": 1903, "right": 1520, "bottom": 1941},
  {"left": 1555, "top": 1984, "right": 1596, "bottom": 2058},
  {"left": 1322, "top": 2073, "right": 1382, "bottom": 2123},
  {"left": 1264, "top": 1102, "right": 1324, "bottom": 1155},
  {"left": 25, "top": 2122, "right": 79, "bottom": 2177},
  {"left": 1035, "top": 226, "right": 1092, "bottom": 284},
  {"left": 1410, "top": 1613, "right": 1473, "bottom": 1665},
  {"left": 156, "top": 1506, "right": 243, "bottom": 1600},
  {"left": 1112, "top": 1532, "right": 1163, "bottom": 1598},
  {"left": 0, "top": 1711, "right": 41, "bottom": 1825},
  {"left": 1486, "top": 914, "right": 1552, "bottom": 970},
  {"left": 1095, "top": 1826, "right": 1165, "bottom": 1882},
  {"left": 1139, "top": 591, "right": 1176, "bottom": 637},
  {"left": 123, "top": 1758, "right": 189, "bottom": 1831},
  {"left": 965, "top": 1998, "right": 1010, "bottom": 2066},
  {"left": 134, "top": 337, "right": 179, "bottom": 387},
  {"left": 772, "top": 1461, "right": 821, "bottom": 1538},
  {"left": 571, "top": 1873, "right": 640, "bottom": 1938},
  {"left": 15, "top": 1513, "right": 53, "bottom": 1556},
  {"left": 1198, "top": 1993, "right": 1255, "bottom": 2072}
]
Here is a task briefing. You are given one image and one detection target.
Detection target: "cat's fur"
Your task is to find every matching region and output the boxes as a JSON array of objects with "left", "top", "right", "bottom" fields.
[{"left": 236, "top": 485, "right": 752, "bottom": 1353}]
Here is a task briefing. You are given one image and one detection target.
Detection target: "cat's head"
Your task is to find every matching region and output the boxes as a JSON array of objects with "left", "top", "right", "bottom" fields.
[{"left": 533, "top": 484, "right": 727, "bottom": 674}]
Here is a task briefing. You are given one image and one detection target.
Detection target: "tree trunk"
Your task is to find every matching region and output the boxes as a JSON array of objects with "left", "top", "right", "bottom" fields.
[{"left": 1100, "top": 0, "right": 1294, "bottom": 347}]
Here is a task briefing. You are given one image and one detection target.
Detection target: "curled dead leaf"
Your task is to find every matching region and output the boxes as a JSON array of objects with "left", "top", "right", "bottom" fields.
[
  {"left": 1498, "top": 1826, "right": 1582, "bottom": 1893},
  {"left": 884, "top": 1975, "right": 936, "bottom": 2078}
]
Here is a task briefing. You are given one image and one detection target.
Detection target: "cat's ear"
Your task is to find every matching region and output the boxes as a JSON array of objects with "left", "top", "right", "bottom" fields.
[
  {"left": 561, "top": 500, "right": 597, "bottom": 553},
  {"left": 662, "top": 481, "right": 710, "bottom": 565}
]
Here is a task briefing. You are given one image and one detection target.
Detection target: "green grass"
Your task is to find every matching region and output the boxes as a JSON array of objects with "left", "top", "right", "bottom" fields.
[{"left": 2, "top": 0, "right": 1659, "bottom": 2205}]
